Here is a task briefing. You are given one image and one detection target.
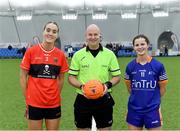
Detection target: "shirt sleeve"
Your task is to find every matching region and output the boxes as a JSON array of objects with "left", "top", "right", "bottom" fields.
[
  {"left": 60, "top": 52, "right": 69, "bottom": 73},
  {"left": 124, "top": 64, "right": 131, "bottom": 89},
  {"left": 68, "top": 53, "right": 80, "bottom": 76},
  {"left": 109, "top": 53, "right": 121, "bottom": 76},
  {"left": 159, "top": 64, "right": 168, "bottom": 81},
  {"left": 158, "top": 63, "right": 168, "bottom": 87},
  {"left": 20, "top": 48, "right": 31, "bottom": 70},
  {"left": 124, "top": 65, "right": 130, "bottom": 80}
]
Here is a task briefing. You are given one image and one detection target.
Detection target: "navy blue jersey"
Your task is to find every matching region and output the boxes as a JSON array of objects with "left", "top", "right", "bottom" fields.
[{"left": 125, "top": 58, "right": 168, "bottom": 113}]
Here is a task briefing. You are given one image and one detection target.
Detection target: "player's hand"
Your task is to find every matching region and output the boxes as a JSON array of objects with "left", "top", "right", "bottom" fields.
[{"left": 24, "top": 104, "right": 28, "bottom": 118}]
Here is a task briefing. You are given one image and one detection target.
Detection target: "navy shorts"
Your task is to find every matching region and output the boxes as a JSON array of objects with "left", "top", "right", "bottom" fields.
[
  {"left": 74, "top": 93, "right": 114, "bottom": 128},
  {"left": 26, "top": 105, "right": 61, "bottom": 120},
  {"left": 126, "top": 108, "right": 161, "bottom": 129}
]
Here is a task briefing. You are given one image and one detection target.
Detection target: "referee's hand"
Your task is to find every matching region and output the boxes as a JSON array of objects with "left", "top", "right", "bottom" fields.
[
  {"left": 102, "top": 84, "right": 108, "bottom": 96},
  {"left": 81, "top": 85, "right": 89, "bottom": 98}
]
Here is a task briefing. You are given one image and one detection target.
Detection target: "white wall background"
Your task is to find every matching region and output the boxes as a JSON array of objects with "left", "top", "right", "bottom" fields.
[{"left": 0, "top": 12, "right": 180, "bottom": 50}]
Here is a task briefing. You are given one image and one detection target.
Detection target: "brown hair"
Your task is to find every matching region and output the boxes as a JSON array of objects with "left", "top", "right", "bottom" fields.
[
  {"left": 132, "top": 34, "right": 150, "bottom": 45},
  {"left": 43, "top": 21, "right": 59, "bottom": 32}
]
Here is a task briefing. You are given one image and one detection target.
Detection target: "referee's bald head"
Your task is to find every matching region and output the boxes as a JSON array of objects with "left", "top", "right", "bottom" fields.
[{"left": 86, "top": 24, "right": 100, "bottom": 34}]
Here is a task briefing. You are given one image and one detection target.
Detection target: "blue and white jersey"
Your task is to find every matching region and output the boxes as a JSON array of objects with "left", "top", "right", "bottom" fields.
[{"left": 125, "top": 58, "right": 168, "bottom": 113}]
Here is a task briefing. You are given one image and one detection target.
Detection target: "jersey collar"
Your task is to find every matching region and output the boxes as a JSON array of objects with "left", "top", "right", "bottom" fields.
[
  {"left": 86, "top": 43, "right": 103, "bottom": 52},
  {"left": 39, "top": 43, "right": 55, "bottom": 53},
  {"left": 136, "top": 56, "right": 152, "bottom": 63}
]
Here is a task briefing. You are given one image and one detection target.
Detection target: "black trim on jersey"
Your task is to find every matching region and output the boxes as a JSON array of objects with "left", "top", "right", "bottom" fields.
[
  {"left": 81, "top": 56, "right": 86, "bottom": 61},
  {"left": 69, "top": 68, "right": 80, "bottom": 71},
  {"left": 112, "top": 74, "right": 121, "bottom": 77},
  {"left": 29, "top": 64, "right": 60, "bottom": 79},
  {"left": 109, "top": 69, "right": 120, "bottom": 72},
  {"left": 86, "top": 43, "right": 103, "bottom": 52},
  {"left": 69, "top": 74, "right": 78, "bottom": 76},
  {"left": 89, "top": 48, "right": 100, "bottom": 57},
  {"left": 86, "top": 44, "right": 103, "bottom": 57}
]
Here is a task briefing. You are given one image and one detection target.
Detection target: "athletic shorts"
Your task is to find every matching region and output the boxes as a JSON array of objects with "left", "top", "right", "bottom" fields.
[
  {"left": 126, "top": 108, "right": 161, "bottom": 129},
  {"left": 26, "top": 105, "right": 61, "bottom": 120},
  {"left": 74, "top": 93, "right": 114, "bottom": 128}
]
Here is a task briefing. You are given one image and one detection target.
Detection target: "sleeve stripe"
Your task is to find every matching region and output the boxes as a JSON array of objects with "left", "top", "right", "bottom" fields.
[
  {"left": 159, "top": 74, "right": 168, "bottom": 80},
  {"left": 68, "top": 74, "right": 78, "bottom": 76},
  {"left": 112, "top": 74, "right": 121, "bottom": 77},
  {"left": 109, "top": 69, "right": 120, "bottom": 72},
  {"left": 69, "top": 68, "right": 80, "bottom": 72},
  {"left": 160, "top": 77, "right": 168, "bottom": 80}
]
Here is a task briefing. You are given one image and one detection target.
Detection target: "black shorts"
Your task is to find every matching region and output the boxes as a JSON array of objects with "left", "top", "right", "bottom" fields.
[
  {"left": 74, "top": 93, "right": 114, "bottom": 128},
  {"left": 26, "top": 105, "right": 61, "bottom": 120}
]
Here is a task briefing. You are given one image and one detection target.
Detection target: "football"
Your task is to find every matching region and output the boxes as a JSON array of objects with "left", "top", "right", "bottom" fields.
[{"left": 83, "top": 80, "right": 104, "bottom": 99}]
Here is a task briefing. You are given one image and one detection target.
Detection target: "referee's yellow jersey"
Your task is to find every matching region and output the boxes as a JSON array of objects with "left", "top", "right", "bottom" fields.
[{"left": 68, "top": 45, "right": 121, "bottom": 94}]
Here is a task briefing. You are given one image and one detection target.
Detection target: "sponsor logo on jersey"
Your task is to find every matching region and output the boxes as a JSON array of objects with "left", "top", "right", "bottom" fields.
[
  {"left": 132, "top": 79, "right": 157, "bottom": 90},
  {"left": 44, "top": 53, "right": 50, "bottom": 56},
  {"left": 152, "top": 120, "right": 159, "bottom": 124},
  {"left": 131, "top": 71, "right": 137, "bottom": 74},
  {"left": 82, "top": 64, "right": 89, "bottom": 68},
  {"left": 108, "top": 120, "right": 113, "bottom": 124},
  {"left": 35, "top": 57, "right": 42, "bottom": 60}
]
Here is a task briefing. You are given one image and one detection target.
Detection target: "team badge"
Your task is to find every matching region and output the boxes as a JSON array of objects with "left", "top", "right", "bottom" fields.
[
  {"left": 54, "top": 57, "right": 58, "bottom": 63},
  {"left": 43, "top": 65, "right": 50, "bottom": 75}
]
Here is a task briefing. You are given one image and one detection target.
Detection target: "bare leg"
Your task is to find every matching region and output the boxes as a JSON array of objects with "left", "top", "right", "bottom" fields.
[
  {"left": 45, "top": 118, "right": 60, "bottom": 130},
  {"left": 148, "top": 126, "right": 162, "bottom": 131},
  {"left": 28, "top": 119, "right": 43, "bottom": 130},
  {"left": 128, "top": 123, "right": 143, "bottom": 131},
  {"left": 99, "top": 126, "right": 111, "bottom": 131},
  {"left": 77, "top": 128, "right": 89, "bottom": 131}
]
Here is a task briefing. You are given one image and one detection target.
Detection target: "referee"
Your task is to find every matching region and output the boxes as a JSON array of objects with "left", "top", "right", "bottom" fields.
[{"left": 68, "top": 24, "right": 121, "bottom": 130}]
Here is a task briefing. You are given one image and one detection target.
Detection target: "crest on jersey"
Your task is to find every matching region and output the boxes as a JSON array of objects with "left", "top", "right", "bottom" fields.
[
  {"left": 54, "top": 57, "right": 58, "bottom": 63},
  {"left": 43, "top": 65, "right": 50, "bottom": 75}
]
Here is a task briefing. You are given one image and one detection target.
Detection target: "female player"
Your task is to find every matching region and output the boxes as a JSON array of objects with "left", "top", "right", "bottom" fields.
[
  {"left": 125, "top": 34, "right": 168, "bottom": 130},
  {"left": 20, "top": 21, "right": 68, "bottom": 130}
]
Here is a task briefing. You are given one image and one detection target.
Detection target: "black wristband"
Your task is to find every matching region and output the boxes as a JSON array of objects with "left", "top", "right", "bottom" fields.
[
  {"left": 79, "top": 85, "right": 83, "bottom": 89},
  {"left": 105, "top": 81, "right": 112, "bottom": 89}
]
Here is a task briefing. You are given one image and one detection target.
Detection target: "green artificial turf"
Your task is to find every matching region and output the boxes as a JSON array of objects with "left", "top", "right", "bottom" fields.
[{"left": 0, "top": 57, "right": 180, "bottom": 130}]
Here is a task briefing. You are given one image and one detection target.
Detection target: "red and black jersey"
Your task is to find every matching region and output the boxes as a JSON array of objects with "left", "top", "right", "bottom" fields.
[{"left": 20, "top": 44, "right": 68, "bottom": 108}]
